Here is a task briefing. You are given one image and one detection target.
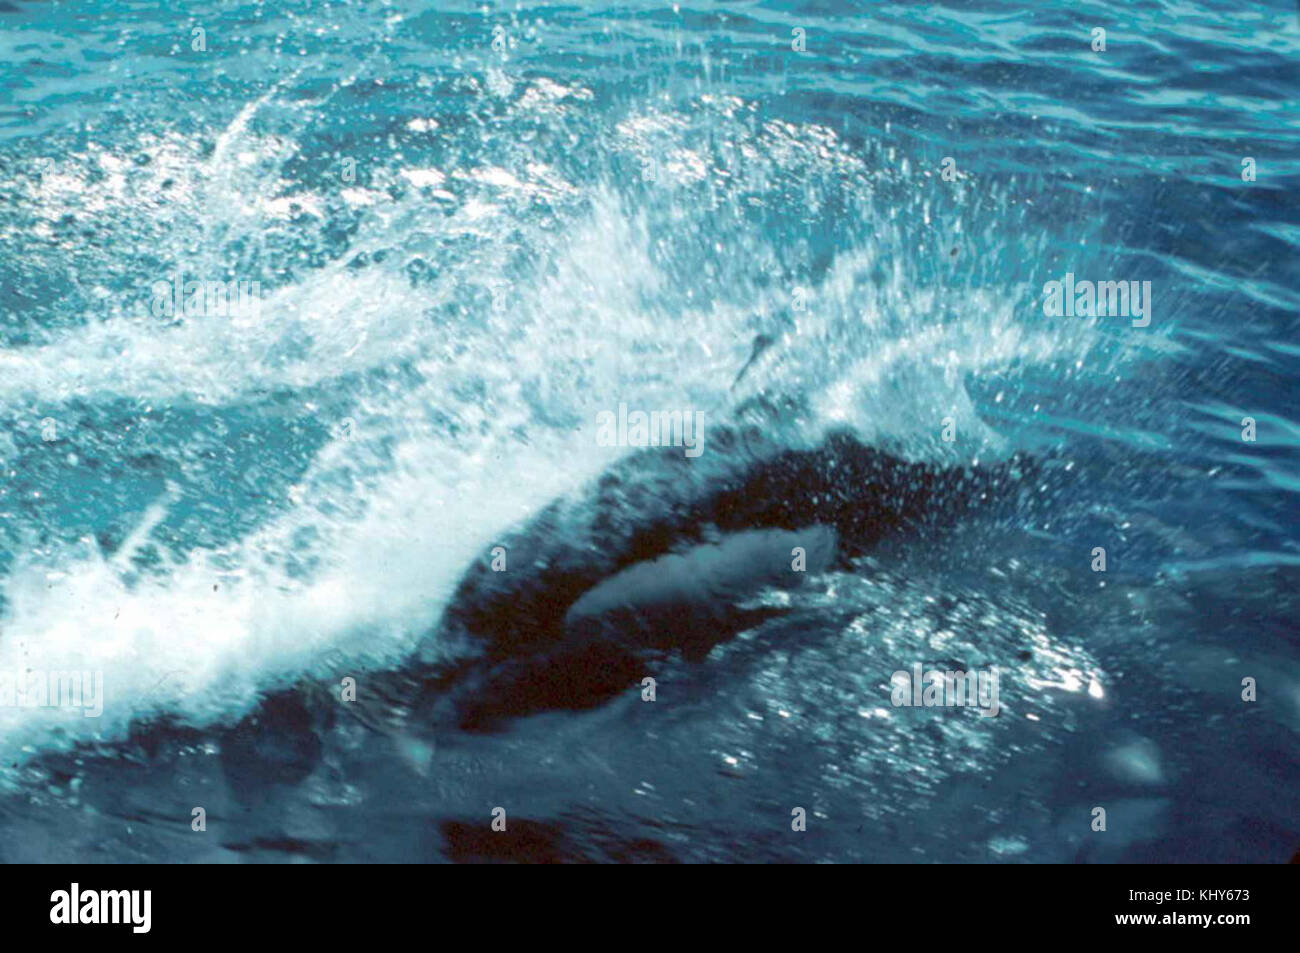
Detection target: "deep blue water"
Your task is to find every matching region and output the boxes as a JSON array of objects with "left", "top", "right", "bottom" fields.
[{"left": 0, "top": 0, "right": 1297, "bottom": 863}]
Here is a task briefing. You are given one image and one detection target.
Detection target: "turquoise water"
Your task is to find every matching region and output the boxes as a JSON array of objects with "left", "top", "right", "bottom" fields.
[{"left": 0, "top": 0, "right": 1297, "bottom": 862}]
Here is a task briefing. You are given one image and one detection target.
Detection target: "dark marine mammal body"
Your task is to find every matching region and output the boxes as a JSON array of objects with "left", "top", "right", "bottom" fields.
[{"left": 417, "top": 424, "right": 1040, "bottom": 729}]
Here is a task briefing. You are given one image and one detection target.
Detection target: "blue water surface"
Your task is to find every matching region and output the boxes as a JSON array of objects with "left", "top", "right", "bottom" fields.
[{"left": 0, "top": 0, "right": 1297, "bottom": 862}]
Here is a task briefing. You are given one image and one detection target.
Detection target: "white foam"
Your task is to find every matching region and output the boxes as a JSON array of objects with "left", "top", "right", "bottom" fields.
[{"left": 0, "top": 85, "right": 1135, "bottom": 764}]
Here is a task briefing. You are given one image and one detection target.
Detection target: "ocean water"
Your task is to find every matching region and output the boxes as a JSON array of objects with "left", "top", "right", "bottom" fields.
[{"left": 0, "top": 0, "right": 1297, "bottom": 863}]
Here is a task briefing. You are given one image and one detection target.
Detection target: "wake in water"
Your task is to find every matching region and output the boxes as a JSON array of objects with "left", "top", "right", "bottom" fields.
[{"left": 1, "top": 0, "right": 1297, "bottom": 866}]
